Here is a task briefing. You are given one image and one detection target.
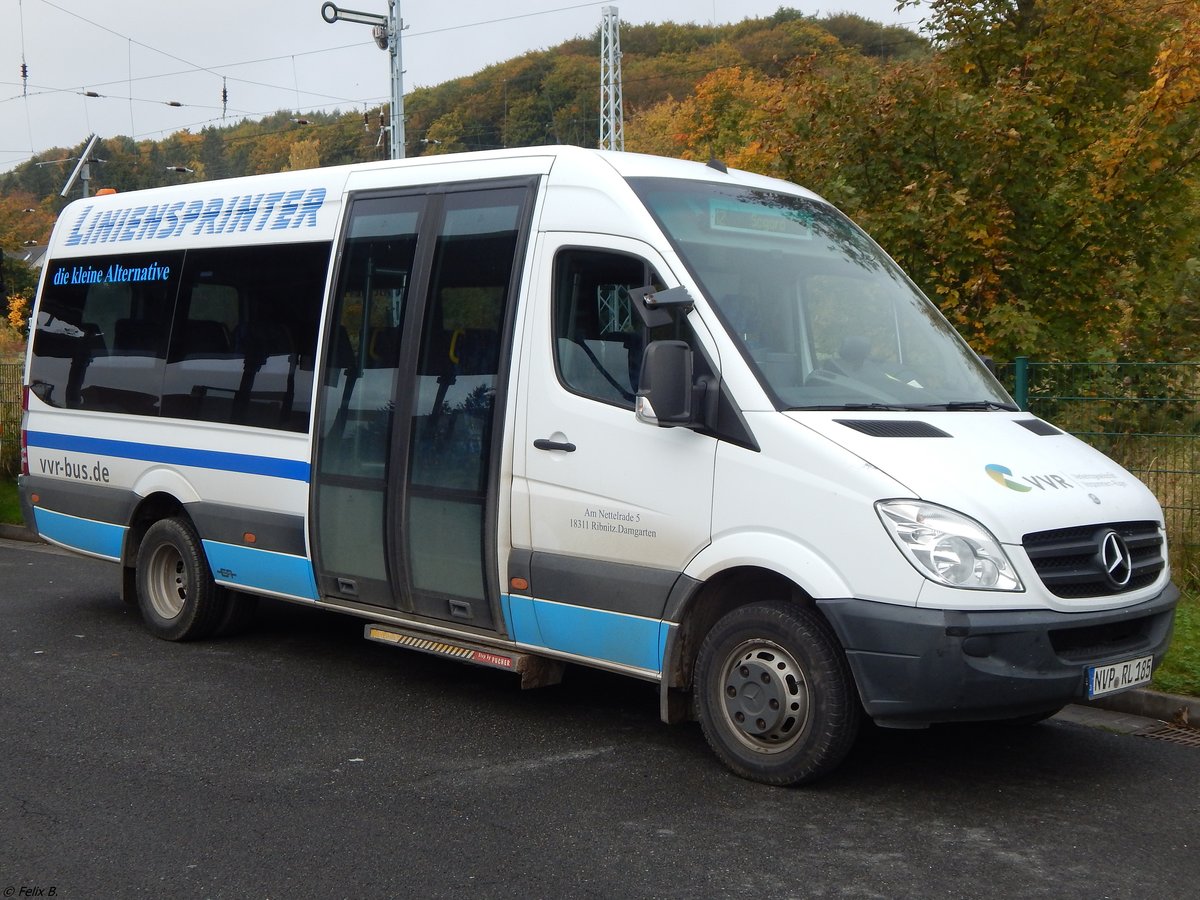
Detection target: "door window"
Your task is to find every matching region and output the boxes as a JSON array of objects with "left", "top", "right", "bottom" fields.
[
  {"left": 405, "top": 188, "right": 526, "bottom": 609},
  {"left": 314, "top": 194, "right": 423, "bottom": 597}
]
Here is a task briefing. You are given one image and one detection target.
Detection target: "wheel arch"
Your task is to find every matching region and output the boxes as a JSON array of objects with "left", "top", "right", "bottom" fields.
[
  {"left": 118, "top": 491, "right": 192, "bottom": 604},
  {"left": 661, "top": 564, "right": 830, "bottom": 723},
  {"left": 684, "top": 531, "right": 850, "bottom": 597}
]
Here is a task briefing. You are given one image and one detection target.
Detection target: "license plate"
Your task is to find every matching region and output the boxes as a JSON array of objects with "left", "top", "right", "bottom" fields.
[{"left": 1087, "top": 655, "right": 1153, "bottom": 699}]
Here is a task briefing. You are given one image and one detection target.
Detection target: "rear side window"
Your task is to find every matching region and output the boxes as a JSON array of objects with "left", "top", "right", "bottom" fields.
[
  {"left": 30, "top": 252, "right": 183, "bottom": 415},
  {"left": 30, "top": 242, "right": 330, "bottom": 432}
]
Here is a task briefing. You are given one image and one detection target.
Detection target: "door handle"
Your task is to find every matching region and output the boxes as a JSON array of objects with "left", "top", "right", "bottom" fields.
[{"left": 533, "top": 438, "right": 576, "bottom": 452}]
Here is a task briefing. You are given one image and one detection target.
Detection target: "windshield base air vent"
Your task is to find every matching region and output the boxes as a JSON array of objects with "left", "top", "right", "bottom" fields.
[
  {"left": 1023, "top": 521, "right": 1165, "bottom": 598},
  {"left": 1016, "top": 418, "right": 1064, "bottom": 436},
  {"left": 835, "top": 420, "right": 951, "bottom": 438}
]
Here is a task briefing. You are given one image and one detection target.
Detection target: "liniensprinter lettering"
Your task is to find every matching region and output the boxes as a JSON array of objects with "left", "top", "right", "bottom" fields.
[{"left": 62, "top": 187, "right": 327, "bottom": 246}]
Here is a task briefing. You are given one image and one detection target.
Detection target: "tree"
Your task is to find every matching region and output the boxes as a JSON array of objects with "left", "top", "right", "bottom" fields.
[
  {"left": 630, "top": 0, "right": 1200, "bottom": 362},
  {"left": 285, "top": 137, "right": 321, "bottom": 171}
]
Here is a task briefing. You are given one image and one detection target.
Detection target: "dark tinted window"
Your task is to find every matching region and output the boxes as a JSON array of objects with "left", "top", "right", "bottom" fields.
[
  {"left": 161, "top": 243, "right": 328, "bottom": 431},
  {"left": 30, "top": 243, "right": 330, "bottom": 431},
  {"left": 30, "top": 252, "right": 183, "bottom": 414}
]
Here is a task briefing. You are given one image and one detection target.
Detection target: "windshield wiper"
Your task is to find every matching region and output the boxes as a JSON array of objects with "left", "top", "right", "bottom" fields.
[
  {"left": 920, "top": 400, "right": 1020, "bottom": 412},
  {"left": 790, "top": 403, "right": 927, "bottom": 412}
]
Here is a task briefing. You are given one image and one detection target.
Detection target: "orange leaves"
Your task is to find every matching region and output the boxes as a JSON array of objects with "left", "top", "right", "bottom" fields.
[
  {"left": 627, "top": 65, "right": 782, "bottom": 171},
  {"left": 1089, "top": 4, "right": 1199, "bottom": 201},
  {"left": 6, "top": 296, "right": 30, "bottom": 338}
]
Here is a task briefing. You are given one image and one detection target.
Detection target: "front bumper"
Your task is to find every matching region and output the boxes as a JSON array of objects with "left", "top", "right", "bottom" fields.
[{"left": 817, "top": 584, "right": 1180, "bottom": 727}]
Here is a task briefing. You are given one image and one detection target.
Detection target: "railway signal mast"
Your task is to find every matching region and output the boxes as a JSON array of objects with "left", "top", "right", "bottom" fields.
[
  {"left": 600, "top": 6, "right": 624, "bottom": 152},
  {"left": 322, "top": 1, "right": 406, "bottom": 159}
]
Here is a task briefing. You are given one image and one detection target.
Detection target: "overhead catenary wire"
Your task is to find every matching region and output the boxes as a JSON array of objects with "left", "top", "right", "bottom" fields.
[{"left": 6, "top": 0, "right": 624, "bottom": 166}]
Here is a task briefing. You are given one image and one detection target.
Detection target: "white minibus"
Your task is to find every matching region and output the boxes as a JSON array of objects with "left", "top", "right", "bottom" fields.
[{"left": 18, "top": 146, "right": 1178, "bottom": 784}]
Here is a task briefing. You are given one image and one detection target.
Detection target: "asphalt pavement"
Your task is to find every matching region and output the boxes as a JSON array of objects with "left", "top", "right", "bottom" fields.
[{"left": 2, "top": 535, "right": 1198, "bottom": 899}]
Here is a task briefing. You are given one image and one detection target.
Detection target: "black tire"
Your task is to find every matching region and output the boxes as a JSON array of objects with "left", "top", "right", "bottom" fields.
[
  {"left": 135, "top": 517, "right": 229, "bottom": 641},
  {"left": 695, "top": 601, "right": 860, "bottom": 785}
]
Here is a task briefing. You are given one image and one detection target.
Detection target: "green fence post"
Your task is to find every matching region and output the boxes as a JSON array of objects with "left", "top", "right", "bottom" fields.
[{"left": 1014, "top": 356, "right": 1029, "bottom": 411}]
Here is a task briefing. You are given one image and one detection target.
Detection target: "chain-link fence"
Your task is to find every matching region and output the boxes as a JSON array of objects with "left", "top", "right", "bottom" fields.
[{"left": 1006, "top": 359, "right": 1199, "bottom": 576}]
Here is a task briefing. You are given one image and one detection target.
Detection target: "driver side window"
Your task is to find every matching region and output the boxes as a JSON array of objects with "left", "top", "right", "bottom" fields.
[{"left": 552, "top": 249, "right": 661, "bottom": 409}]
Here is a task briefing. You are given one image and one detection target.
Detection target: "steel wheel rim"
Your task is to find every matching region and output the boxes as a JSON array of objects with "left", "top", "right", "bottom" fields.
[
  {"left": 718, "top": 639, "right": 811, "bottom": 754},
  {"left": 147, "top": 542, "right": 187, "bottom": 620}
]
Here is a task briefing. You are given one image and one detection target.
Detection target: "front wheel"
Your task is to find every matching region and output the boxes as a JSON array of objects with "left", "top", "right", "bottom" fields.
[
  {"left": 136, "top": 517, "right": 229, "bottom": 641},
  {"left": 695, "top": 601, "right": 860, "bottom": 785}
]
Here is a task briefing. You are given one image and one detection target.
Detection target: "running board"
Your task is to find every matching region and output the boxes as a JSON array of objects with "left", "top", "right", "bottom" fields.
[{"left": 363, "top": 624, "right": 565, "bottom": 689}]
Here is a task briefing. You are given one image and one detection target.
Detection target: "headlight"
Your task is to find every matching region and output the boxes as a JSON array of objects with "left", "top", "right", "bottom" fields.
[{"left": 876, "top": 500, "right": 1023, "bottom": 592}]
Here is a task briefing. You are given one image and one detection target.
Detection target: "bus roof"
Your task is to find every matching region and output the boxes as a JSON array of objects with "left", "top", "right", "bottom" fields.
[{"left": 48, "top": 146, "right": 822, "bottom": 258}]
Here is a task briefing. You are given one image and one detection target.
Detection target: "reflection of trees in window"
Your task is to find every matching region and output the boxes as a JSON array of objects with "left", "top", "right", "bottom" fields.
[{"left": 29, "top": 251, "right": 182, "bottom": 414}]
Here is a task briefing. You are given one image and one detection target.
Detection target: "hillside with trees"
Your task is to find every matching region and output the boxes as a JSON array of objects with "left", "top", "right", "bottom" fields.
[
  {"left": 4, "top": 1, "right": 1199, "bottom": 365},
  {"left": 0, "top": 10, "right": 923, "bottom": 199}
]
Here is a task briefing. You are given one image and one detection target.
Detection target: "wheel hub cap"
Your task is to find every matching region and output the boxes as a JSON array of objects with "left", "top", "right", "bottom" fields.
[{"left": 722, "top": 643, "right": 810, "bottom": 750}]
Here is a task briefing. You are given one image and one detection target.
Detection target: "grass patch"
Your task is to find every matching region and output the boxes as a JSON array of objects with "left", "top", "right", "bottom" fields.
[
  {"left": 1155, "top": 585, "right": 1200, "bottom": 697},
  {"left": 0, "top": 477, "right": 21, "bottom": 526}
]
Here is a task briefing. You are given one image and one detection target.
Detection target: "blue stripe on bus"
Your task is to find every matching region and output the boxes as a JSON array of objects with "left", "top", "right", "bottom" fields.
[
  {"left": 202, "top": 540, "right": 319, "bottom": 601},
  {"left": 501, "top": 594, "right": 666, "bottom": 673},
  {"left": 34, "top": 507, "right": 126, "bottom": 561},
  {"left": 26, "top": 431, "right": 310, "bottom": 482}
]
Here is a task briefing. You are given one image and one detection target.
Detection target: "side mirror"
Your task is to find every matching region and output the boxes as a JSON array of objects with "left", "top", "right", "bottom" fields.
[{"left": 636, "top": 340, "right": 693, "bottom": 427}]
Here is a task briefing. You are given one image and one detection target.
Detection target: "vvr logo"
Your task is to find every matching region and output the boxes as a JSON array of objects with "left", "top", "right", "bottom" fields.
[
  {"left": 985, "top": 464, "right": 1032, "bottom": 492},
  {"left": 986, "top": 464, "right": 1075, "bottom": 493}
]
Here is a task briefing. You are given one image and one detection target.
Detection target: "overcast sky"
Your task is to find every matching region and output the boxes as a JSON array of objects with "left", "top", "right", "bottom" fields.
[{"left": 1, "top": 0, "right": 927, "bottom": 175}]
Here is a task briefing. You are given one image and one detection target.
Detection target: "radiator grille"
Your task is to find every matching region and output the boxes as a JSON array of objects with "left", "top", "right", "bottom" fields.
[{"left": 1023, "top": 521, "right": 1165, "bottom": 598}]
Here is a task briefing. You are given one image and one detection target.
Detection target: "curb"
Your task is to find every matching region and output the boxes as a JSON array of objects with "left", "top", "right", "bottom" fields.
[
  {"left": 1085, "top": 688, "right": 1198, "bottom": 725},
  {"left": 0, "top": 523, "right": 38, "bottom": 543}
]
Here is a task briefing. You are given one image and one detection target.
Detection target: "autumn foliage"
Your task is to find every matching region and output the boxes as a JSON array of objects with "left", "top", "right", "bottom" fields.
[
  {"left": 627, "top": 0, "right": 1200, "bottom": 363},
  {"left": 1, "top": 3, "right": 1196, "bottom": 364}
]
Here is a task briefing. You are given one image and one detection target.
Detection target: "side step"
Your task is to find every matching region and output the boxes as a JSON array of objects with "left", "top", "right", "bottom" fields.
[{"left": 364, "top": 624, "right": 564, "bottom": 689}]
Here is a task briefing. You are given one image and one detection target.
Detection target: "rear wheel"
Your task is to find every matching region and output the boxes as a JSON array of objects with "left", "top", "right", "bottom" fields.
[
  {"left": 136, "top": 517, "right": 229, "bottom": 641},
  {"left": 695, "top": 601, "right": 860, "bottom": 785}
]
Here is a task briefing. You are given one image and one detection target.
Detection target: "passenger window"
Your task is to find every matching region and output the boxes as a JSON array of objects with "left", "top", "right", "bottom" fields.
[
  {"left": 553, "top": 249, "right": 664, "bottom": 408},
  {"left": 29, "top": 251, "right": 182, "bottom": 415},
  {"left": 161, "top": 243, "right": 328, "bottom": 431}
]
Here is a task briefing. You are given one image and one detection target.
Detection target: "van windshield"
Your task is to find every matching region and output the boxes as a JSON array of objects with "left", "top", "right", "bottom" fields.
[{"left": 628, "top": 178, "right": 1015, "bottom": 411}]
